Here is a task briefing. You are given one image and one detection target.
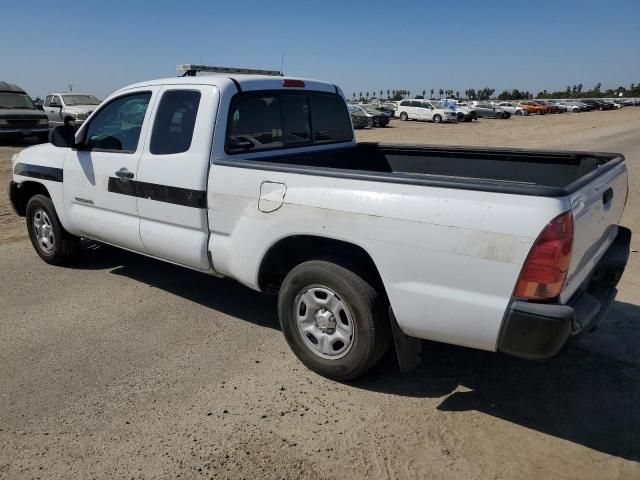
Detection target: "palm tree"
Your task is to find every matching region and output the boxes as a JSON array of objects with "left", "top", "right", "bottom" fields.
[
  {"left": 386, "top": 89, "right": 390, "bottom": 99},
  {"left": 352, "top": 92, "right": 356, "bottom": 99},
  {"left": 455, "top": 90, "right": 460, "bottom": 99},
  {"left": 438, "top": 89, "right": 444, "bottom": 98}
]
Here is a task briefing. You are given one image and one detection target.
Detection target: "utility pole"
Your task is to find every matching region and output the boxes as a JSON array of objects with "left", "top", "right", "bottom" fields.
[{"left": 68, "top": 84, "right": 73, "bottom": 92}]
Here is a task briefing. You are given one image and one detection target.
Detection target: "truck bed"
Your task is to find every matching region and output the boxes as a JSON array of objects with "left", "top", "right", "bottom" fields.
[{"left": 241, "top": 143, "right": 624, "bottom": 197}]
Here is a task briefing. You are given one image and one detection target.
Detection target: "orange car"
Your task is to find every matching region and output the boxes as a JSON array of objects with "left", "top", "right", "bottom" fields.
[{"left": 518, "top": 101, "right": 547, "bottom": 115}]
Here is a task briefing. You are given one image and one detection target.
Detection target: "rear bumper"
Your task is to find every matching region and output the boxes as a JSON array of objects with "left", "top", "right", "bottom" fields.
[{"left": 497, "top": 226, "right": 631, "bottom": 360}]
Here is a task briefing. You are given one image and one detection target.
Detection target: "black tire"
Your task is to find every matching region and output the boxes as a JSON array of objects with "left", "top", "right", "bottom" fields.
[
  {"left": 278, "top": 260, "right": 391, "bottom": 381},
  {"left": 26, "top": 194, "right": 78, "bottom": 265},
  {"left": 432, "top": 114, "right": 442, "bottom": 123},
  {"left": 515, "top": 110, "right": 523, "bottom": 115},
  {"left": 537, "top": 109, "right": 544, "bottom": 115},
  {"left": 496, "top": 111, "right": 504, "bottom": 119},
  {"left": 399, "top": 111, "right": 408, "bottom": 121},
  {"left": 456, "top": 112, "right": 465, "bottom": 122}
]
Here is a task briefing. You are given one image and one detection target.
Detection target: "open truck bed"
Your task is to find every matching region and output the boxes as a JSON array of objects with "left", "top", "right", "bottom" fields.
[{"left": 241, "top": 143, "right": 625, "bottom": 197}]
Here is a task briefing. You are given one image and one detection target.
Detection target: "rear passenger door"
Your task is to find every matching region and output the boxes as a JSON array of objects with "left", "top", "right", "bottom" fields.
[{"left": 135, "top": 84, "right": 218, "bottom": 270}]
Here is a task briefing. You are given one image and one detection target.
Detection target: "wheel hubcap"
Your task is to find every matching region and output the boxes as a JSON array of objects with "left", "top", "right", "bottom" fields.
[
  {"left": 33, "top": 209, "right": 55, "bottom": 253},
  {"left": 294, "top": 286, "right": 355, "bottom": 359}
]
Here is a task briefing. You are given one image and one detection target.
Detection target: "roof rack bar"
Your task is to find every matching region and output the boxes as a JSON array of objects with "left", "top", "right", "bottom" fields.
[{"left": 177, "top": 64, "right": 282, "bottom": 77}]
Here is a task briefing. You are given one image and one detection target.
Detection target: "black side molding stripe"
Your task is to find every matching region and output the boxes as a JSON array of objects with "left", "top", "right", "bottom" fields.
[
  {"left": 14, "top": 163, "right": 63, "bottom": 182},
  {"left": 108, "top": 178, "right": 206, "bottom": 208}
]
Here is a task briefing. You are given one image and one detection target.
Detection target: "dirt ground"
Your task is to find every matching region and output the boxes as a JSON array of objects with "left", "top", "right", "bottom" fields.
[{"left": 0, "top": 109, "right": 639, "bottom": 479}]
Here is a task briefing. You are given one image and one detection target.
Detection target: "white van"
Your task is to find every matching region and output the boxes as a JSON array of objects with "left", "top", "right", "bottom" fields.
[{"left": 395, "top": 99, "right": 458, "bottom": 123}]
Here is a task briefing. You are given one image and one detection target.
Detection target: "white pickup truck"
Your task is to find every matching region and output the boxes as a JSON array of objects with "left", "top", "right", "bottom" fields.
[{"left": 9, "top": 66, "right": 631, "bottom": 380}]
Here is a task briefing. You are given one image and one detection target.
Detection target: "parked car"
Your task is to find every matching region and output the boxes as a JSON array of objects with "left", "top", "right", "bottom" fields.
[
  {"left": 348, "top": 105, "right": 371, "bottom": 129},
  {"left": 533, "top": 100, "right": 563, "bottom": 114},
  {"left": 0, "top": 81, "right": 50, "bottom": 143},
  {"left": 471, "top": 102, "right": 511, "bottom": 119},
  {"left": 9, "top": 68, "right": 631, "bottom": 380},
  {"left": 518, "top": 101, "right": 547, "bottom": 115},
  {"left": 442, "top": 99, "right": 478, "bottom": 122},
  {"left": 555, "top": 101, "right": 583, "bottom": 113},
  {"left": 395, "top": 99, "right": 458, "bottom": 123},
  {"left": 581, "top": 99, "right": 614, "bottom": 111},
  {"left": 352, "top": 105, "right": 389, "bottom": 127},
  {"left": 497, "top": 102, "right": 528, "bottom": 116},
  {"left": 43, "top": 93, "right": 101, "bottom": 128}
]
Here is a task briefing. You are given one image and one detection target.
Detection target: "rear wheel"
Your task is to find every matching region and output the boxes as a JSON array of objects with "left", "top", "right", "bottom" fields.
[
  {"left": 399, "top": 111, "right": 408, "bottom": 121},
  {"left": 278, "top": 260, "right": 390, "bottom": 381},
  {"left": 515, "top": 109, "right": 523, "bottom": 115},
  {"left": 537, "top": 109, "right": 544, "bottom": 115},
  {"left": 26, "top": 194, "right": 78, "bottom": 265},
  {"left": 432, "top": 114, "right": 442, "bottom": 123}
]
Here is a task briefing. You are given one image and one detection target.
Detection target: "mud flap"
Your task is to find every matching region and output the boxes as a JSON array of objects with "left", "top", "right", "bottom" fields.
[{"left": 389, "top": 307, "right": 422, "bottom": 373}]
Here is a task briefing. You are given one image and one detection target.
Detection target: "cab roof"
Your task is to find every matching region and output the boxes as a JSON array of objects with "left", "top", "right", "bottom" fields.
[{"left": 116, "top": 75, "right": 339, "bottom": 96}]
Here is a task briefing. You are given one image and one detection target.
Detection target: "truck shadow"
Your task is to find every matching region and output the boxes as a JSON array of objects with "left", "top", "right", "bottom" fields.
[
  {"left": 75, "top": 243, "right": 280, "bottom": 331},
  {"left": 72, "top": 243, "right": 639, "bottom": 460},
  {"left": 355, "top": 300, "right": 640, "bottom": 461}
]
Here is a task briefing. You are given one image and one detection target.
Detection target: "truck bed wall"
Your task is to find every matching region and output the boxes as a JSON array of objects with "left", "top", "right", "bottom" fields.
[{"left": 262, "top": 143, "right": 613, "bottom": 190}]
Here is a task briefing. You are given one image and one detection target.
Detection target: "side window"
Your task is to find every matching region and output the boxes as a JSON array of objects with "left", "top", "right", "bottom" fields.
[
  {"left": 44, "top": 95, "right": 52, "bottom": 107},
  {"left": 410, "top": 101, "right": 422, "bottom": 107},
  {"left": 150, "top": 90, "right": 201, "bottom": 155},
  {"left": 399, "top": 100, "right": 410, "bottom": 107},
  {"left": 311, "top": 94, "right": 352, "bottom": 143},
  {"left": 50, "top": 96, "right": 61, "bottom": 107},
  {"left": 84, "top": 92, "right": 152, "bottom": 152}
]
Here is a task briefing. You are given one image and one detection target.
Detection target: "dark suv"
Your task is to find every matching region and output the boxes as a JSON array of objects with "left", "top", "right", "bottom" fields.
[{"left": 0, "top": 81, "right": 50, "bottom": 143}]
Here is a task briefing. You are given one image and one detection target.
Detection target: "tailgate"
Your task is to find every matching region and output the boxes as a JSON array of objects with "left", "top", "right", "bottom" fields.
[{"left": 561, "top": 157, "right": 628, "bottom": 303}]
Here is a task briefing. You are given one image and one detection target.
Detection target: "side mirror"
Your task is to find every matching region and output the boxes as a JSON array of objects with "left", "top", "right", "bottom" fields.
[
  {"left": 36, "top": 105, "right": 44, "bottom": 111},
  {"left": 49, "top": 125, "right": 76, "bottom": 148}
]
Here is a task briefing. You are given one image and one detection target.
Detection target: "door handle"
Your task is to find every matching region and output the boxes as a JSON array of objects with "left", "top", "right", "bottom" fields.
[
  {"left": 115, "top": 168, "right": 134, "bottom": 180},
  {"left": 602, "top": 187, "right": 613, "bottom": 205}
]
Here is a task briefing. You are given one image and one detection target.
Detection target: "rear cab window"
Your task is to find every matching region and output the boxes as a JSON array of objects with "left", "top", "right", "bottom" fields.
[{"left": 226, "top": 91, "right": 352, "bottom": 154}]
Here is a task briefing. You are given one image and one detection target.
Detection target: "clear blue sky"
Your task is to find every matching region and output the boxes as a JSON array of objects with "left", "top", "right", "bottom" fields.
[{"left": 1, "top": 0, "right": 638, "bottom": 99}]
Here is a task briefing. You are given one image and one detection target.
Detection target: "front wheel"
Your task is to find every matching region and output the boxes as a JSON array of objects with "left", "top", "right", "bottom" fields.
[
  {"left": 278, "top": 260, "right": 390, "bottom": 381},
  {"left": 432, "top": 114, "right": 442, "bottom": 123},
  {"left": 399, "top": 111, "right": 408, "bottom": 121},
  {"left": 26, "top": 194, "right": 78, "bottom": 265}
]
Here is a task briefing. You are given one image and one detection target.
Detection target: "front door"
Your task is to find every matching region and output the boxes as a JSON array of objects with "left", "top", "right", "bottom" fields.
[{"left": 63, "top": 89, "right": 157, "bottom": 252}]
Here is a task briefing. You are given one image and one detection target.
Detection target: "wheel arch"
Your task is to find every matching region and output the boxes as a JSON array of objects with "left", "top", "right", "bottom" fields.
[
  {"left": 258, "top": 234, "right": 386, "bottom": 296},
  {"left": 9, "top": 180, "right": 51, "bottom": 217}
]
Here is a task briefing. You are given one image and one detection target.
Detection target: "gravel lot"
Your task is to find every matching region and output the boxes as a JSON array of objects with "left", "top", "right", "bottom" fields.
[{"left": 1, "top": 109, "right": 639, "bottom": 479}]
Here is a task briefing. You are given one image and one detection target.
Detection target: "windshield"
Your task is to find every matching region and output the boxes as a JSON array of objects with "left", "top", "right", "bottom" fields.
[
  {"left": 0, "top": 92, "right": 36, "bottom": 110},
  {"left": 430, "top": 101, "right": 444, "bottom": 109},
  {"left": 62, "top": 94, "right": 101, "bottom": 106}
]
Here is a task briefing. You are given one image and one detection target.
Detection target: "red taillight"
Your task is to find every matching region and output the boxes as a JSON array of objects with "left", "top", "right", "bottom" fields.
[
  {"left": 282, "top": 79, "right": 305, "bottom": 88},
  {"left": 514, "top": 211, "right": 573, "bottom": 301}
]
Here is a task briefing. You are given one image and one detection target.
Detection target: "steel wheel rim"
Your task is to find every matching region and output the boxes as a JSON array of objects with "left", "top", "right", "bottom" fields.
[
  {"left": 33, "top": 209, "right": 55, "bottom": 254},
  {"left": 294, "top": 285, "right": 355, "bottom": 360}
]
